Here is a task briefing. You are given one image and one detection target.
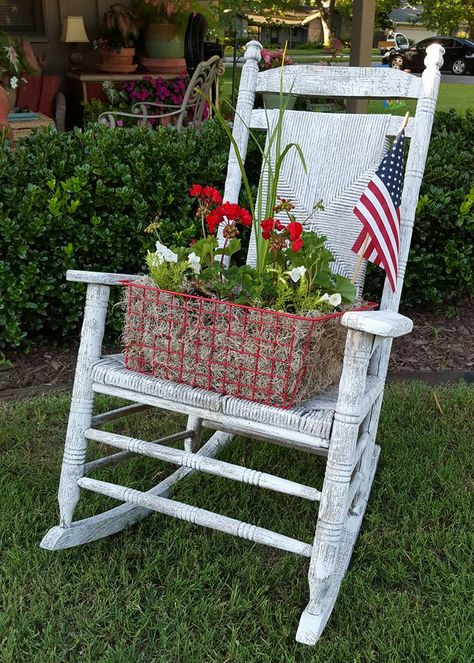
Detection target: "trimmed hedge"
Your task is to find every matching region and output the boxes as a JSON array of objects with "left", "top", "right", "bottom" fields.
[
  {"left": 0, "top": 122, "right": 230, "bottom": 348},
  {"left": 0, "top": 112, "right": 472, "bottom": 350},
  {"left": 365, "top": 110, "right": 474, "bottom": 305}
]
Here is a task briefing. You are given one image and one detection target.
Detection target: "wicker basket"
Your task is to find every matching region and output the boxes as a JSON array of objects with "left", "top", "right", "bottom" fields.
[
  {"left": 8, "top": 113, "right": 54, "bottom": 147},
  {"left": 122, "top": 281, "right": 376, "bottom": 409}
]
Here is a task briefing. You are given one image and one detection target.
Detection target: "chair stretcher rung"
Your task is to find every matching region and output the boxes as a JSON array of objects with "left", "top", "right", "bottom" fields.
[
  {"left": 91, "top": 402, "right": 152, "bottom": 427},
  {"left": 348, "top": 471, "right": 363, "bottom": 509},
  {"left": 353, "top": 432, "right": 371, "bottom": 470},
  {"left": 85, "top": 428, "right": 321, "bottom": 502},
  {"left": 84, "top": 450, "right": 135, "bottom": 473},
  {"left": 77, "top": 477, "right": 313, "bottom": 557}
]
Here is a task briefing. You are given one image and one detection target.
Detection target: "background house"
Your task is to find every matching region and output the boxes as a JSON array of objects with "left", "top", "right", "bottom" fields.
[
  {"left": 388, "top": 4, "right": 433, "bottom": 42},
  {"left": 247, "top": 5, "right": 351, "bottom": 48}
]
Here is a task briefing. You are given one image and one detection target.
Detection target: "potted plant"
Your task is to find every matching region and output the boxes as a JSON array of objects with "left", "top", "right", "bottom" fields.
[
  {"left": 133, "top": 0, "right": 213, "bottom": 72},
  {"left": 259, "top": 48, "right": 296, "bottom": 110},
  {"left": 0, "top": 32, "right": 40, "bottom": 127},
  {"left": 121, "top": 79, "right": 375, "bottom": 408},
  {"left": 94, "top": 3, "right": 140, "bottom": 73}
]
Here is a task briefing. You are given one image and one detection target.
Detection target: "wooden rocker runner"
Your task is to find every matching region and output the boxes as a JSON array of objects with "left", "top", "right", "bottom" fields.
[{"left": 41, "top": 41, "right": 444, "bottom": 645}]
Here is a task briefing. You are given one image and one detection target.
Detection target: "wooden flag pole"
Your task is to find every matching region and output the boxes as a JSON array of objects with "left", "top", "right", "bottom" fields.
[
  {"left": 398, "top": 111, "right": 410, "bottom": 135},
  {"left": 351, "top": 234, "right": 369, "bottom": 284},
  {"left": 351, "top": 112, "right": 410, "bottom": 285}
]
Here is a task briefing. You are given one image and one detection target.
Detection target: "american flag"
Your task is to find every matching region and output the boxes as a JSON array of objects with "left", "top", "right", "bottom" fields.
[{"left": 352, "top": 131, "right": 406, "bottom": 292}]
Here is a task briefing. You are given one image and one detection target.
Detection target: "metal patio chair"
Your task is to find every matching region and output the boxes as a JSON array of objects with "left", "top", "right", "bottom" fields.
[
  {"left": 42, "top": 40, "right": 444, "bottom": 645},
  {"left": 98, "top": 55, "right": 223, "bottom": 131}
]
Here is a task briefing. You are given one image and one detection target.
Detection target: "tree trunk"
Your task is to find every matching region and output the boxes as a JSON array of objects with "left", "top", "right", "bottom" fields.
[{"left": 319, "top": 0, "right": 336, "bottom": 46}]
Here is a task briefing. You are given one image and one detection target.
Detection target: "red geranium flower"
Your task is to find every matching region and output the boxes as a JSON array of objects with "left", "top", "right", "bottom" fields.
[
  {"left": 206, "top": 209, "right": 222, "bottom": 234},
  {"left": 261, "top": 217, "right": 284, "bottom": 239},
  {"left": 291, "top": 237, "right": 304, "bottom": 252},
  {"left": 261, "top": 217, "right": 275, "bottom": 239},
  {"left": 189, "top": 184, "right": 203, "bottom": 197},
  {"left": 202, "top": 186, "right": 222, "bottom": 206},
  {"left": 205, "top": 201, "right": 252, "bottom": 234},
  {"left": 287, "top": 221, "right": 303, "bottom": 241}
]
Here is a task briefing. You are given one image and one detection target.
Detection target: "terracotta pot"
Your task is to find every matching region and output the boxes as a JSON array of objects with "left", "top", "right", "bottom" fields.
[
  {"left": 0, "top": 85, "right": 13, "bottom": 128},
  {"left": 144, "top": 23, "right": 184, "bottom": 59},
  {"left": 98, "top": 47, "right": 135, "bottom": 72},
  {"left": 141, "top": 56, "right": 187, "bottom": 75}
]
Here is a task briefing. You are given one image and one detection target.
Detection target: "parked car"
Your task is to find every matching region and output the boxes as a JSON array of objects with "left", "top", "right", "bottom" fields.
[
  {"left": 378, "top": 31, "right": 410, "bottom": 55},
  {"left": 387, "top": 36, "right": 474, "bottom": 75}
]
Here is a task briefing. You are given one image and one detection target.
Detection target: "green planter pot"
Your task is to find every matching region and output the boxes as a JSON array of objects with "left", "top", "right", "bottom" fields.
[
  {"left": 262, "top": 92, "right": 296, "bottom": 110},
  {"left": 144, "top": 23, "right": 184, "bottom": 59}
]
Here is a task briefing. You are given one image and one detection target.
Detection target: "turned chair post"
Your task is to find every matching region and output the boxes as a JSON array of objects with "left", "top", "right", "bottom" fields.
[
  {"left": 57, "top": 283, "right": 109, "bottom": 526},
  {"left": 305, "top": 330, "right": 373, "bottom": 612}
]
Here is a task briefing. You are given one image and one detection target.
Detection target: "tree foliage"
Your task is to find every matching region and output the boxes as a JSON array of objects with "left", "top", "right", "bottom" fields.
[{"left": 422, "top": 0, "right": 474, "bottom": 36}]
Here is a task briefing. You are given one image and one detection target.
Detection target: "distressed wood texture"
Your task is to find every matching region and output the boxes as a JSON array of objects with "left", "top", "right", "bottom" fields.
[
  {"left": 78, "top": 476, "right": 313, "bottom": 557},
  {"left": 250, "top": 109, "right": 416, "bottom": 138},
  {"left": 255, "top": 64, "right": 422, "bottom": 98},
  {"left": 42, "top": 41, "right": 443, "bottom": 646},
  {"left": 41, "top": 431, "right": 233, "bottom": 550}
]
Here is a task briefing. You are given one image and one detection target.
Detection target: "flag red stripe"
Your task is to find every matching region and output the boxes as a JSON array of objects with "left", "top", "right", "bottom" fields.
[
  {"left": 368, "top": 180, "right": 400, "bottom": 250},
  {"left": 354, "top": 206, "right": 397, "bottom": 290},
  {"left": 357, "top": 193, "right": 398, "bottom": 278}
]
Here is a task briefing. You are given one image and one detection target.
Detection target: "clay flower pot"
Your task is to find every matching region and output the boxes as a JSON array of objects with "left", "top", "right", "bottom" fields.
[{"left": 98, "top": 47, "right": 136, "bottom": 73}]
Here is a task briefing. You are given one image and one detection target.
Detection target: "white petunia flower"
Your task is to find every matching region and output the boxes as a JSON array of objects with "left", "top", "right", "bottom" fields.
[
  {"left": 10, "top": 76, "right": 18, "bottom": 89},
  {"left": 328, "top": 293, "right": 342, "bottom": 307},
  {"left": 155, "top": 241, "right": 178, "bottom": 264},
  {"left": 318, "top": 292, "right": 342, "bottom": 307},
  {"left": 187, "top": 251, "right": 201, "bottom": 275},
  {"left": 288, "top": 266, "right": 307, "bottom": 283}
]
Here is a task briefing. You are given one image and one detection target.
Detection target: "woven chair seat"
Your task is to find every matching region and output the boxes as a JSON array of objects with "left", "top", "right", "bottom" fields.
[{"left": 90, "top": 354, "right": 364, "bottom": 442}]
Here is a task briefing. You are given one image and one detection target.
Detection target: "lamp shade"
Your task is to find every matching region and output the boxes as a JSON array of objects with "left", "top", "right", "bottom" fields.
[{"left": 61, "top": 16, "right": 89, "bottom": 43}]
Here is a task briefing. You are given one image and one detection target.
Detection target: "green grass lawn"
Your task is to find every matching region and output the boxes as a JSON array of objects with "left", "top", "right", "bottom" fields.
[{"left": 1, "top": 383, "right": 473, "bottom": 662}]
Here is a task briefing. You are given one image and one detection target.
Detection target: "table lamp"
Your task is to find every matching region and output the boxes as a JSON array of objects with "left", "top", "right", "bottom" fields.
[{"left": 61, "top": 16, "right": 89, "bottom": 71}]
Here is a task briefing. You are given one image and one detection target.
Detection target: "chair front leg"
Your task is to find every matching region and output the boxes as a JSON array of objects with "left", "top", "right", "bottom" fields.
[
  {"left": 298, "top": 328, "right": 373, "bottom": 642},
  {"left": 57, "top": 283, "right": 110, "bottom": 527}
]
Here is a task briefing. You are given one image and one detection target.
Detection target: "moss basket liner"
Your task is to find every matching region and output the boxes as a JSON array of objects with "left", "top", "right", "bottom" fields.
[{"left": 122, "top": 280, "right": 377, "bottom": 409}]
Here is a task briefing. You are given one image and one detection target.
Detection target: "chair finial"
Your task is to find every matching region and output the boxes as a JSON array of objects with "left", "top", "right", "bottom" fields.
[
  {"left": 424, "top": 43, "right": 444, "bottom": 70},
  {"left": 244, "top": 40, "right": 262, "bottom": 63}
]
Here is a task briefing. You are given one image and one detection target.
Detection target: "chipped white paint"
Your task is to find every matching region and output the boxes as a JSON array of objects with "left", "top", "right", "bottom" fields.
[{"left": 42, "top": 40, "right": 443, "bottom": 646}]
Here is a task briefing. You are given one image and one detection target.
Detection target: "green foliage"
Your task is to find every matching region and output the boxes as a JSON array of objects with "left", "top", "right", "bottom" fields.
[
  {"left": 1, "top": 110, "right": 472, "bottom": 349},
  {"left": 422, "top": 0, "right": 473, "bottom": 36},
  {"left": 0, "top": 121, "right": 232, "bottom": 349},
  {"left": 146, "top": 253, "right": 189, "bottom": 292},
  {"left": 365, "top": 111, "right": 474, "bottom": 306}
]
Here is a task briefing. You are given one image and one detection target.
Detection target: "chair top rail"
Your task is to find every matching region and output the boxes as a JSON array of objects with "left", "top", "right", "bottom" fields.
[
  {"left": 249, "top": 109, "right": 416, "bottom": 138},
  {"left": 66, "top": 270, "right": 141, "bottom": 285},
  {"left": 256, "top": 65, "right": 422, "bottom": 99}
]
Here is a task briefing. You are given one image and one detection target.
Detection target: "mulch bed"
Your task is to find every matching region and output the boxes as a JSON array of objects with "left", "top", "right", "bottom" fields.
[{"left": 1, "top": 299, "right": 472, "bottom": 401}]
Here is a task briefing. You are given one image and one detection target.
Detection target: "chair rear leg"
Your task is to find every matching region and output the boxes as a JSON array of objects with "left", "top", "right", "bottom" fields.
[
  {"left": 297, "top": 329, "right": 373, "bottom": 644},
  {"left": 57, "top": 284, "right": 110, "bottom": 527}
]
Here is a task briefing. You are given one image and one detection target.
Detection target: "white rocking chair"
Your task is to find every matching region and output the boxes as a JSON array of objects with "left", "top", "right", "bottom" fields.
[{"left": 41, "top": 41, "right": 444, "bottom": 645}]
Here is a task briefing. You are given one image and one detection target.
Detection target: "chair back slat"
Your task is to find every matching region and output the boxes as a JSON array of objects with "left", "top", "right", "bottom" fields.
[
  {"left": 249, "top": 109, "right": 416, "bottom": 138},
  {"left": 255, "top": 65, "right": 422, "bottom": 99},
  {"left": 246, "top": 112, "right": 394, "bottom": 291}
]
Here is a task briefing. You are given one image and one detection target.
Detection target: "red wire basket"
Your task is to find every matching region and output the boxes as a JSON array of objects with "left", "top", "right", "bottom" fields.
[{"left": 122, "top": 281, "right": 377, "bottom": 409}]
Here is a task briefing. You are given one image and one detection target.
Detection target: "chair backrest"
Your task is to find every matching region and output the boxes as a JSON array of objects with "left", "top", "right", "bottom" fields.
[
  {"left": 223, "top": 41, "right": 444, "bottom": 315},
  {"left": 176, "top": 54, "right": 223, "bottom": 131},
  {"left": 16, "top": 74, "right": 61, "bottom": 118}
]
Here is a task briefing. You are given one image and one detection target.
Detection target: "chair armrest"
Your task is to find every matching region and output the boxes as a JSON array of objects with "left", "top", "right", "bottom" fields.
[
  {"left": 66, "top": 270, "right": 142, "bottom": 286},
  {"left": 341, "top": 310, "right": 413, "bottom": 338}
]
